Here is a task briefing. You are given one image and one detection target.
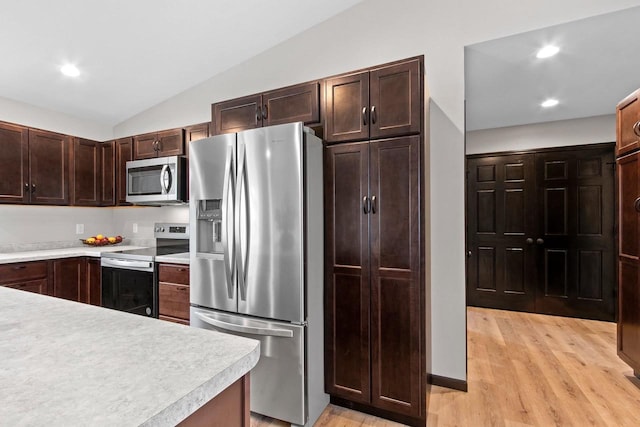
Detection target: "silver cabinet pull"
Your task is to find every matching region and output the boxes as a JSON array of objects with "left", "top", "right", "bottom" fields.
[
  {"left": 363, "top": 196, "right": 370, "bottom": 214},
  {"left": 635, "top": 197, "right": 640, "bottom": 213},
  {"left": 362, "top": 106, "right": 368, "bottom": 126},
  {"left": 371, "top": 195, "right": 377, "bottom": 214},
  {"left": 536, "top": 238, "right": 544, "bottom": 245},
  {"left": 371, "top": 105, "right": 377, "bottom": 124},
  {"left": 633, "top": 121, "right": 640, "bottom": 137}
]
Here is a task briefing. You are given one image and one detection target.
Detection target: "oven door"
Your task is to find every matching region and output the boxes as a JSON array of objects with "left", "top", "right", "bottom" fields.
[{"left": 101, "top": 260, "right": 157, "bottom": 317}]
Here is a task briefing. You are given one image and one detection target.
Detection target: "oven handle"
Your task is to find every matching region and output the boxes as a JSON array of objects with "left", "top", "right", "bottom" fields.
[
  {"left": 101, "top": 258, "right": 154, "bottom": 272},
  {"left": 195, "top": 312, "right": 293, "bottom": 338}
]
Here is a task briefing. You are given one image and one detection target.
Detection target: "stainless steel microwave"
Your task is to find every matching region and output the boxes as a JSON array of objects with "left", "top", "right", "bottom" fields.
[{"left": 126, "top": 156, "right": 186, "bottom": 205}]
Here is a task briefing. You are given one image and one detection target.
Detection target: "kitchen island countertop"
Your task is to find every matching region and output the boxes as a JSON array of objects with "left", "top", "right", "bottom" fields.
[{"left": 0, "top": 286, "right": 259, "bottom": 426}]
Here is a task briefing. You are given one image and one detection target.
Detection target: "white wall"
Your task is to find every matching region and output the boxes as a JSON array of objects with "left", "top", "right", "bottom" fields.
[
  {"left": 111, "top": 205, "right": 189, "bottom": 239},
  {"left": 111, "top": 0, "right": 640, "bottom": 382},
  {"left": 0, "top": 96, "right": 112, "bottom": 141},
  {"left": 467, "top": 114, "right": 615, "bottom": 155}
]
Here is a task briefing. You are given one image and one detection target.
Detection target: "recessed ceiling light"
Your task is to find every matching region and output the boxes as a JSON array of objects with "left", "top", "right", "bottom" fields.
[
  {"left": 60, "top": 64, "right": 80, "bottom": 77},
  {"left": 536, "top": 45, "right": 560, "bottom": 59},
  {"left": 541, "top": 98, "right": 559, "bottom": 108}
]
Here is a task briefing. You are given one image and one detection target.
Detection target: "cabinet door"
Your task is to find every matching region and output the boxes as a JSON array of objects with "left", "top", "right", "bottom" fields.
[
  {"left": 0, "top": 122, "right": 29, "bottom": 203},
  {"left": 86, "top": 258, "right": 101, "bottom": 306},
  {"left": 617, "top": 152, "right": 640, "bottom": 370},
  {"left": 157, "top": 128, "right": 184, "bottom": 157},
  {"left": 324, "top": 142, "right": 371, "bottom": 403},
  {"left": 4, "top": 279, "right": 48, "bottom": 295},
  {"left": 262, "top": 82, "right": 320, "bottom": 127},
  {"left": 212, "top": 94, "right": 262, "bottom": 135},
  {"left": 72, "top": 138, "right": 100, "bottom": 206},
  {"left": 325, "top": 72, "right": 369, "bottom": 143},
  {"left": 133, "top": 133, "right": 158, "bottom": 159},
  {"left": 370, "top": 59, "right": 422, "bottom": 139},
  {"left": 53, "top": 257, "right": 85, "bottom": 302},
  {"left": 617, "top": 90, "right": 640, "bottom": 157},
  {"left": 116, "top": 137, "right": 132, "bottom": 205},
  {"left": 28, "top": 129, "right": 70, "bottom": 205},
  {"left": 100, "top": 141, "right": 115, "bottom": 206},
  {"left": 369, "top": 136, "right": 422, "bottom": 417}
]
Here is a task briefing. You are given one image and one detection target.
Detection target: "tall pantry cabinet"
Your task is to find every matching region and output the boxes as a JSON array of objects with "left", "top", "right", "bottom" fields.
[
  {"left": 617, "top": 89, "right": 640, "bottom": 377},
  {"left": 324, "top": 57, "right": 426, "bottom": 427}
]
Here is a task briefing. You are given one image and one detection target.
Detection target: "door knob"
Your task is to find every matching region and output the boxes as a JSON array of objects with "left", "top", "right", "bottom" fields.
[
  {"left": 536, "top": 238, "right": 544, "bottom": 245},
  {"left": 526, "top": 238, "right": 533, "bottom": 244}
]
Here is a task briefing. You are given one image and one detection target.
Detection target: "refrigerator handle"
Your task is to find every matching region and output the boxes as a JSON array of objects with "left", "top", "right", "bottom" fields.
[
  {"left": 222, "top": 148, "right": 235, "bottom": 299},
  {"left": 236, "top": 145, "right": 249, "bottom": 301},
  {"left": 195, "top": 312, "right": 294, "bottom": 338}
]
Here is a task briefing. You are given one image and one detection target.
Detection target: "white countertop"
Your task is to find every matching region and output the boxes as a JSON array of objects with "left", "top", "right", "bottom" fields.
[
  {"left": 0, "top": 245, "right": 146, "bottom": 265},
  {"left": 155, "top": 252, "right": 190, "bottom": 265},
  {"left": 0, "top": 287, "right": 259, "bottom": 426}
]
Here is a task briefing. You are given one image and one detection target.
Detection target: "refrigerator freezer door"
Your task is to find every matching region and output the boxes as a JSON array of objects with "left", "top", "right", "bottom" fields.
[
  {"left": 190, "top": 133, "right": 238, "bottom": 313},
  {"left": 236, "top": 123, "right": 305, "bottom": 323},
  {"left": 191, "top": 307, "right": 306, "bottom": 425}
]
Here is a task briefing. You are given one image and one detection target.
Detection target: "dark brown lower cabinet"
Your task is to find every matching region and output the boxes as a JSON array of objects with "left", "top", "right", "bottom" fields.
[
  {"left": 0, "top": 261, "right": 49, "bottom": 295},
  {"left": 325, "top": 135, "right": 424, "bottom": 425},
  {"left": 158, "top": 263, "right": 190, "bottom": 325},
  {"left": 617, "top": 151, "right": 640, "bottom": 376},
  {"left": 466, "top": 143, "right": 616, "bottom": 321},
  {"left": 53, "top": 257, "right": 101, "bottom": 304},
  {"left": 85, "top": 258, "right": 102, "bottom": 306}
]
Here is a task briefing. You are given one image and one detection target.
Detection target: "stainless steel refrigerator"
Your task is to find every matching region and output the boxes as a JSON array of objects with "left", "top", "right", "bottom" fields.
[{"left": 189, "top": 122, "right": 327, "bottom": 427}]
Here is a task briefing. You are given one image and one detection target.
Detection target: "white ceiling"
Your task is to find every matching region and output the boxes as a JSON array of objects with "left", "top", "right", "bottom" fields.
[
  {"left": 0, "top": 0, "right": 362, "bottom": 127},
  {"left": 465, "top": 6, "right": 640, "bottom": 131}
]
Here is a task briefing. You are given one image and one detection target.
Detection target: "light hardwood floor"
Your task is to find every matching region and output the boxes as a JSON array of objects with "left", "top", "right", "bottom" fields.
[{"left": 251, "top": 307, "right": 640, "bottom": 426}]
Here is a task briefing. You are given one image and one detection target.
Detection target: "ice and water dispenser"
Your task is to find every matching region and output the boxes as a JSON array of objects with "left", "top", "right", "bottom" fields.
[{"left": 195, "top": 199, "right": 224, "bottom": 255}]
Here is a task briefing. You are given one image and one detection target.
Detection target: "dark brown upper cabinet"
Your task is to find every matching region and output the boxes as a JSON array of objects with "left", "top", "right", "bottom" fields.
[
  {"left": 99, "top": 141, "right": 115, "bottom": 206},
  {"left": 211, "top": 81, "right": 321, "bottom": 135},
  {"left": 184, "top": 122, "right": 210, "bottom": 201},
  {"left": 0, "top": 121, "right": 30, "bottom": 203},
  {"left": 71, "top": 138, "right": 100, "bottom": 206},
  {"left": 133, "top": 128, "right": 184, "bottom": 160},
  {"left": 115, "top": 137, "right": 132, "bottom": 206},
  {"left": 27, "top": 129, "right": 71, "bottom": 205},
  {"left": 617, "top": 89, "right": 640, "bottom": 157},
  {"left": 325, "top": 58, "right": 422, "bottom": 143}
]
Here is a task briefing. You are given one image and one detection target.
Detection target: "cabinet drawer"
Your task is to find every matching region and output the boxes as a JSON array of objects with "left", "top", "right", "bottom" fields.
[
  {"left": 158, "top": 264, "right": 189, "bottom": 285},
  {"left": 3, "top": 278, "right": 48, "bottom": 295},
  {"left": 159, "top": 314, "right": 189, "bottom": 326},
  {"left": 0, "top": 261, "right": 48, "bottom": 284},
  {"left": 159, "top": 283, "right": 190, "bottom": 320}
]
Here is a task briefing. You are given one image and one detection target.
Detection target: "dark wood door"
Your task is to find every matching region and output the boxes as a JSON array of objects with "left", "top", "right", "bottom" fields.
[
  {"left": 0, "top": 121, "right": 29, "bottom": 203},
  {"left": 100, "top": 141, "right": 115, "bottom": 206},
  {"left": 467, "top": 154, "right": 538, "bottom": 312},
  {"left": 133, "top": 133, "right": 159, "bottom": 159},
  {"left": 325, "top": 72, "right": 369, "bottom": 143},
  {"left": 369, "top": 136, "right": 422, "bottom": 417},
  {"left": 157, "top": 128, "right": 184, "bottom": 157},
  {"left": 212, "top": 94, "right": 262, "bottom": 135},
  {"left": 324, "top": 142, "right": 371, "bottom": 404},
  {"left": 617, "top": 151, "right": 640, "bottom": 371},
  {"left": 116, "top": 137, "right": 132, "bottom": 205},
  {"left": 617, "top": 89, "right": 640, "bottom": 157},
  {"left": 262, "top": 82, "right": 320, "bottom": 127},
  {"left": 53, "top": 257, "right": 84, "bottom": 302},
  {"left": 72, "top": 138, "right": 100, "bottom": 206},
  {"left": 369, "top": 59, "right": 421, "bottom": 140},
  {"left": 28, "top": 129, "right": 70, "bottom": 205},
  {"left": 535, "top": 146, "right": 615, "bottom": 321}
]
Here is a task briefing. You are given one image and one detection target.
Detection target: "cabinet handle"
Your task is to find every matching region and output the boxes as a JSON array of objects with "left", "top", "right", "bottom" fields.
[
  {"left": 633, "top": 121, "right": 640, "bottom": 137},
  {"left": 526, "top": 238, "right": 533, "bottom": 244},
  {"left": 634, "top": 197, "right": 640, "bottom": 212},
  {"left": 262, "top": 104, "right": 268, "bottom": 120},
  {"left": 371, "top": 105, "right": 377, "bottom": 124},
  {"left": 256, "top": 106, "right": 262, "bottom": 123},
  {"left": 371, "top": 195, "right": 377, "bottom": 214},
  {"left": 363, "top": 196, "right": 370, "bottom": 214},
  {"left": 13, "top": 265, "right": 26, "bottom": 270},
  {"left": 536, "top": 238, "right": 544, "bottom": 245},
  {"left": 362, "top": 107, "right": 368, "bottom": 126},
  {"left": 24, "top": 182, "right": 29, "bottom": 193},
  {"left": 467, "top": 250, "right": 472, "bottom": 258},
  {"left": 31, "top": 183, "right": 36, "bottom": 193},
  {"left": 177, "top": 268, "right": 187, "bottom": 272}
]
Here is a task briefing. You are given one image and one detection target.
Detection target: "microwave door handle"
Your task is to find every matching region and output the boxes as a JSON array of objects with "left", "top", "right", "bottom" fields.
[
  {"left": 222, "top": 149, "right": 235, "bottom": 299},
  {"left": 195, "top": 312, "right": 293, "bottom": 338},
  {"left": 160, "top": 164, "right": 171, "bottom": 194}
]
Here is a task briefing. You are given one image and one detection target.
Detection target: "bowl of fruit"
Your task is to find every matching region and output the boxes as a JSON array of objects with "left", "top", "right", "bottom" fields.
[{"left": 81, "top": 234, "right": 124, "bottom": 246}]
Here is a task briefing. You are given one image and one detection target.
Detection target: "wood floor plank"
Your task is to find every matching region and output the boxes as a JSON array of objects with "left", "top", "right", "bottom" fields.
[{"left": 251, "top": 307, "right": 640, "bottom": 427}]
